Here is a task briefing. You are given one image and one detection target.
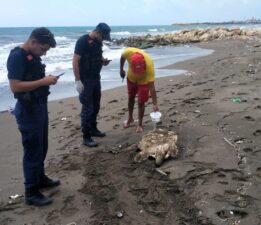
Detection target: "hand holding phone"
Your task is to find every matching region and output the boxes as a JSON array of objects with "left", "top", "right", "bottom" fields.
[
  {"left": 103, "top": 59, "right": 111, "bottom": 66},
  {"left": 56, "top": 72, "right": 65, "bottom": 78}
]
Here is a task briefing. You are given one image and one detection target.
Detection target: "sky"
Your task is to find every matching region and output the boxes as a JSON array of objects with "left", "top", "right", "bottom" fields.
[{"left": 0, "top": 0, "right": 260, "bottom": 27}]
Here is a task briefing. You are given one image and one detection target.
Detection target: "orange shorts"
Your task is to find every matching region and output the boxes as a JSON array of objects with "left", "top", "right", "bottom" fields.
[{"left": 127, "top": 78, "right": 149, "bottom": 103}]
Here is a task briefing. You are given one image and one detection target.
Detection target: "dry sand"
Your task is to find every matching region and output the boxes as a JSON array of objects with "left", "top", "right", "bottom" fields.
[{"left": 0, "top": 39, "right": 261, "bottom": 225}]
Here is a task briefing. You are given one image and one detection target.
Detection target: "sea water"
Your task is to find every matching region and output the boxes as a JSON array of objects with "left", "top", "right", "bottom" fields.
[{"left": 1, "top": 24, "right": 259, "bottom": 111}]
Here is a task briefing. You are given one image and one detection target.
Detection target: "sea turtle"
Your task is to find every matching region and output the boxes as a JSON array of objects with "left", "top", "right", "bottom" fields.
[{"left": 134, "top": 128, "right": 178, "bottom": 166}]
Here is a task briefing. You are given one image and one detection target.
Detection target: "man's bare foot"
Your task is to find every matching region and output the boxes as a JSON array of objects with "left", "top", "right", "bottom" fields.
[
  {"left": 136, "top": 125, "right": 143, "bottom": 133},
  {"left": 123, "top": 118, "right": 134, "bottom": 128}
]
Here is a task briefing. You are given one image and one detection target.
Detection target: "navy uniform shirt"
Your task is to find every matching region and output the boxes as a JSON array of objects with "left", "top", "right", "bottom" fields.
[
  {"left": 74, "top": 34, "right": 103, "bottom": 80},
  {"left": 7, "top": 47, "right": 28, "bottom": 80}
]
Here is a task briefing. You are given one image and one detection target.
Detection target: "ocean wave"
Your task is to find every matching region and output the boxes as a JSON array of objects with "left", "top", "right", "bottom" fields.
[
  {"left": 103, "top": 48, "right": 123, "bottom": 60},
  {"left": 148, "top": 28, "right": 158, "bottom": 32},
  {"left": 0, "top": 42, "right": 21, "bottom": 50},
  {"left": 45, "top": 62, "right": 72, "bottom": 73},
  {"left": 55, "top": 36, "right": 70, "bottom": 42},
  {"left": 111, "top": 31, "right": 132, "bottom": 36}
]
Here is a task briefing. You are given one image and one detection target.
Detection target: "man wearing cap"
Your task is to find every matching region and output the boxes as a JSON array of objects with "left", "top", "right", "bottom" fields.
[
  {"left": 73, "top": 23, "right": 111, "bottom": 147},
  {"left": 120, "top": 47, "right": 159, "bottom": 133}
]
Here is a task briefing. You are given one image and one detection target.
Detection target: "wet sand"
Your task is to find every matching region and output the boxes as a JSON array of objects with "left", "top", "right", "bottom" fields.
[{"left": 0, "top": 39, "right": 261, "bottom": 225}]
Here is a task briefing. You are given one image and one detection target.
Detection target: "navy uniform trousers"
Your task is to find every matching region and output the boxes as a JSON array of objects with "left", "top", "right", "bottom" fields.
[
  {"left": 14, "top": 101, "right": 48, "bottom": 189},
  {"left": 79, "top": 80, "right": 101, "bottom": 136}
]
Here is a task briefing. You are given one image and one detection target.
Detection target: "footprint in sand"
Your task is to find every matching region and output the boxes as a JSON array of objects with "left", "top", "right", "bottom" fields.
[
  {"left": 113, "top": 124, "right": 120, "bottom": 129},
  {"left": 256, "top": 167, "right": 261, "bottom": 178},
  {"left": 192, "top": 81, "right": 207, "bottom": 86},
  {"left": 197, "top": 135, "right": 209, "bottom": 143},
  {"left": 244, "top": 116, "right": 255, "bottom": 121},
  {"left": 45, "top": 209, "right": 61, "bottom": 224},
  {"left": 60, "top": 196, "right": 79, "bottom": 217},
  {"left": 237, "top": 92, "right": 248, "bottom": 95},
  {"left": 253, "top": 129, "right": 261, "bottom": 136},
  {"left": 166, "top": 90, "right": 175, "bottom": 94},
  {"left": 216, "top": 209, "right": 248, "bottom": 220},
  {"left": 108, "top": 99, "right": 118, "bottom": 103},
  {"left": 238, "top": 82, "right": 248, "bottom": 86},
  {"left": 243, "top": 147, "right": 253, "bottom": 153}
]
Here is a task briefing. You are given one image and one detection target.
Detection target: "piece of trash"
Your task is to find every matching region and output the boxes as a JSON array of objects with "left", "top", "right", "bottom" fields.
[
  {"left": 155, "top": 168, "right": 168, "bottom": 176},
  {"left": 116, "top": 211, "right": 124, "bottom": 218},
  {"left": 194, "top": 110, "right": 201, "bottom": 113},
  {"left": 224, "top": 137, "right": 236, "bottom": 148},
  {"left": 9, "top": 194, "right": 23, "bottom": 200},
  {"left": 61, "top": 117, "right": 67, "bottom": 121},
  {"left": 231, "top": 98, "right": 242, "bottom": 103},
  {"left": 235, "top": 140, "right": 243, "bottom": 144},
  {"left": 66, "top": 223, "right": 76, "bottom": 225}
]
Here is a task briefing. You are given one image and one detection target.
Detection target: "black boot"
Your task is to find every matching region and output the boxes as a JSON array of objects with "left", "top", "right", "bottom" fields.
[
  {"left": 90, "top": 127, "right": 106, "bottom": 137},
  {"left": 25, "top": 187, "right": 52, "bottom": 206},
  {"left": 83, "top": 134, "right": 98, "bottom": 147},
  {"left": 39, "top": 175, "right": 61, "bottom": 189}
]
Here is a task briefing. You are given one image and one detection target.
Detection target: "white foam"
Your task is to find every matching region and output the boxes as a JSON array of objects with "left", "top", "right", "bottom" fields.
[
  {"left": 111, "top": 31, "right": 131, "bottom": 36},
  {"left": 55, "top": 36, "right": 70, "bottom": 42},
  {"left": 103, "top": 47, "right": 123, "bottom": 60},
  {"left": 0, "top": 42, "right": 21, "bottom": 50},
  {"left": 148, "top": 28, "right": 158, "bottom": 32}
]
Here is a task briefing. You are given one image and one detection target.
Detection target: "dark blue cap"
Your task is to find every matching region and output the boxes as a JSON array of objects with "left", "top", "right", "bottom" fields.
[{"left": 95, "top": 22, "right": 111, "bottom": 41}]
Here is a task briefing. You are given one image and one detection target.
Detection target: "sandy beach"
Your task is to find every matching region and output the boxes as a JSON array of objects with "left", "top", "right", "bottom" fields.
[{"left": 0, "top": 39, "right": 261, "bottom": 225}]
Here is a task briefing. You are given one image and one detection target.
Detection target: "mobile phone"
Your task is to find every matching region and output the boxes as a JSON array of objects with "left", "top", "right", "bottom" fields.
[
  {"left": 56, "top": 72, "right": 65, "bottom": 77},
  {"left": 104, "top": 59, "right": 112, "bottom": 63}
]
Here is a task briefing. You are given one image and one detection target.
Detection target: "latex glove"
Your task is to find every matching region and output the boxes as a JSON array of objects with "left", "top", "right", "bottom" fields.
[{"left": 75, "top": 80, "right": 84, "bottom": 94}]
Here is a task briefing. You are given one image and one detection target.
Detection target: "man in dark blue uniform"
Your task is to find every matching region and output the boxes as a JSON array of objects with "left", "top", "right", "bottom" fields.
[
  {"left": 7, "top": 27, "right": 61, "bottom": 206},
  {"left": 73, "top": 23, "right": 111, "bottom": 147}
]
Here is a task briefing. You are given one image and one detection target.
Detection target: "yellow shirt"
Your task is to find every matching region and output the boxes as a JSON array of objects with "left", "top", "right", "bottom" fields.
[{"left": 122, "top": 47, "right": 155, "bottom": 85}]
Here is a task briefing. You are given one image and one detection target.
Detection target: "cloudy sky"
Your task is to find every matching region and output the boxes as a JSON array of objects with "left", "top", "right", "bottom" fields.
[{"left": 0, "top": 0, "right": 260, "bottom": 27}]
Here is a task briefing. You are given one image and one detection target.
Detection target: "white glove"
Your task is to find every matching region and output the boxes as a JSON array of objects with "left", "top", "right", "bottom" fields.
[{"left": 75, "top": 80, "right": 84, "bottom": 94}]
